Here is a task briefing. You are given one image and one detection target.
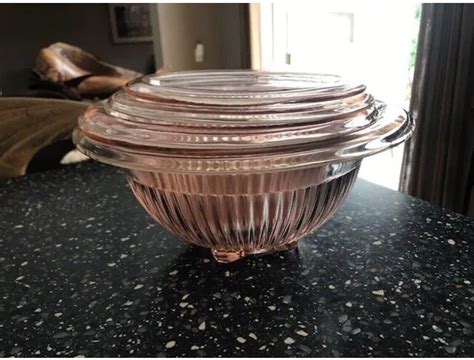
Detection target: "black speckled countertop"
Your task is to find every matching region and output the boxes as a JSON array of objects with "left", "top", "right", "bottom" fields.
[{"left": 1, "top": 162, "right": 473, "bottom": 357}]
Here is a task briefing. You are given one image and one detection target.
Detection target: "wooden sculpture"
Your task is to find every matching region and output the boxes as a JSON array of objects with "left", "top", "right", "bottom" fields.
[{"left": 33, "top": 42, "right": 142, "bottom": 98}]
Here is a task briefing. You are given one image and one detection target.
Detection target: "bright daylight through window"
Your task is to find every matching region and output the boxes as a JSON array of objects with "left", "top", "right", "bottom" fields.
[{"left": 256, "top": 2, "right": 421, "bottom": 189}]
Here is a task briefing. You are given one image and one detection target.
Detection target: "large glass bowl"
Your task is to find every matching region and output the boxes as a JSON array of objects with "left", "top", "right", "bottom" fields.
[{"left": 73, "top": 70, "right": 413, "bottom": 262}]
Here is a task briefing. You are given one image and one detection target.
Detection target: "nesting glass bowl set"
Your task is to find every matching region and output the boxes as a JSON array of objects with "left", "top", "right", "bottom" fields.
[{"left": 74, "top": 71, "right": 413, "bottom": 262}]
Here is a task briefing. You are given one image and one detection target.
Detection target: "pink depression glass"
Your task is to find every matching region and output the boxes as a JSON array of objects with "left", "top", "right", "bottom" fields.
[{"left": 73, "top": 70, "right": 414, "bottom": 262}]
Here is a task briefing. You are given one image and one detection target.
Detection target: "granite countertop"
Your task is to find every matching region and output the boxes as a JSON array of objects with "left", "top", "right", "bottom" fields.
[{"left": 1, "top": 162, "right": 473, "bottom": 357}]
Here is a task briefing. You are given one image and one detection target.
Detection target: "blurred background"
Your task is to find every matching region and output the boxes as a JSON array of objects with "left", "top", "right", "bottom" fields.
[{"left": 0, "top": 3, "right": 473, "bottom": 217}]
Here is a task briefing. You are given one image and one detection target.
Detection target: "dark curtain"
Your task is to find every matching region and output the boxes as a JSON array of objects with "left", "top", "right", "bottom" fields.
[{"left": 400, "top": 3, "right": 474, "bottom": 215}]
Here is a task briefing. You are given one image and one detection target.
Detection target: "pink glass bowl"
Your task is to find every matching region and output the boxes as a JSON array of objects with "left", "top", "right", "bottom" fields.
[{"left": 73, "top": 70, "right": 413, "bottom": 262}]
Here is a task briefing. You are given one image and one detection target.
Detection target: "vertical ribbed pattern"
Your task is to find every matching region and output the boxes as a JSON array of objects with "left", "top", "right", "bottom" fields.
[{"left": 128, "top": 168, "right": 358, "bottom": 262}]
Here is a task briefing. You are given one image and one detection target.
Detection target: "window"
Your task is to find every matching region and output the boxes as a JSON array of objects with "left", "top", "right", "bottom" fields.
[{"left": 256, "top": 3, "right": 421, "bottom": 189}]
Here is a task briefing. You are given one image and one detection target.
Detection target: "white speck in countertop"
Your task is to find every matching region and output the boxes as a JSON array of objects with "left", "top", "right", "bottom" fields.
[
  {"left": 296, "top": 330, "right": 308, "bottom": 337},
  {"left": 165, "top": 341, "right": 176, "bottom": 349},
  {"left": 372, "top": 290, "right": 384, "bottom": 296},
  {"left": 236, "top": 337, "right": 246, "bottom": 344},
  {"left": 432, "top": 325, "right": 443, "bottom": 333}
]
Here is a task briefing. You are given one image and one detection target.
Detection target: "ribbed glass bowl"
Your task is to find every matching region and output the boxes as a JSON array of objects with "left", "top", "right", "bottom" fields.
[{"left": 74, "top": 70, "right": 413, "bottom": 262}]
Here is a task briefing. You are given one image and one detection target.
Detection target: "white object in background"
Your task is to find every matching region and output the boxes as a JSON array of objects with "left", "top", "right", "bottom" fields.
[
  {"left": 60, "top": 150, "right": 89, "bottom": 165},
  {"left": 195, "top": 42, "right": 204, "bottom": 63}
]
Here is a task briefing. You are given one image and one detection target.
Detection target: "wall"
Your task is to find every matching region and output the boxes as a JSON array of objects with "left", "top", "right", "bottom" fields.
[
  {"left": 152, "top": 4, "right": 249, "bottom": 71},
  {"left": 0, "top": 4, "right": 156, "bottom": 95}
]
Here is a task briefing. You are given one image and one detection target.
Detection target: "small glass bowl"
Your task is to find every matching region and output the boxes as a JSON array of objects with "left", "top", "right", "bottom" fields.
[{"left": 73, "top": 70, "right": 413, "bottom": 262}]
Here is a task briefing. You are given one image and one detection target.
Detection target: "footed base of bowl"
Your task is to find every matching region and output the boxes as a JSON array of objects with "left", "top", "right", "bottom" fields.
[{"left": 211, "top": 240, "right": 299, "bottom": 263}]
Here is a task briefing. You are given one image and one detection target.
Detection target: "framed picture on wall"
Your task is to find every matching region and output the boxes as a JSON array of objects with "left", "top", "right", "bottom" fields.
[{"left": 109, "top": 4, "right": 153, "bottom": 44}]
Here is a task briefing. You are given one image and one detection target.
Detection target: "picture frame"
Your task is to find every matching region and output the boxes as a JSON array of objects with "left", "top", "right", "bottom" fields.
[{"left": 109, "top": 4, "right": 153, "bottom": 44}]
